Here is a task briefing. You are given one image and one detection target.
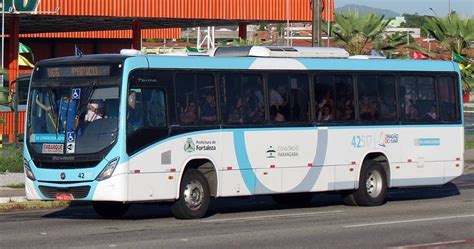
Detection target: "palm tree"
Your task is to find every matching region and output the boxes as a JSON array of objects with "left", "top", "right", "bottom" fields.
[
  {"left": 423, "top": 14, "right": 474, "bottom": 93},
  {"left": 423, "top": 14, "right": 474, "bottom": 56},
  {"left": 327, "top": 11, "right": 392, "bottom": 55},
  {"left": 373, "top": 32, "right": 413, "bottom": 58}
]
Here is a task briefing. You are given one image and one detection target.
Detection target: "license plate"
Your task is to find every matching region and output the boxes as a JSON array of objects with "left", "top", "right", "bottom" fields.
[
  {"left": 42, "top": 143, "right": 64, "bottom": 154},
  {"left": 55, "top": 192, "right": 74, "bottom": 201}
]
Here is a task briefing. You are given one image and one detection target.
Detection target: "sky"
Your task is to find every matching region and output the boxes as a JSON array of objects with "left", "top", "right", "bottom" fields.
[{"left": 335, "top": 0, "right": 474, "bottom": 17}]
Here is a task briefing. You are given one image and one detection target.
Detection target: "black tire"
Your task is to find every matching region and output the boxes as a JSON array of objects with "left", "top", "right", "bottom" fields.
[
  {"left": 272, "top": 193, "right": 313, "bottom": 206},
  {"left": 171, "top": 169, "right": 211, "bottom": 219},
  {"left": 342, "top": 160, "right": 387, "bottom": 206},
  {"left": 92, "top": 201, "right": 130, "bottom": 219}
]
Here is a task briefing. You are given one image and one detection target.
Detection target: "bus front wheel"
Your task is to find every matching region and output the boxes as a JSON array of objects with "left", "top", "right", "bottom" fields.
[
  {"left": 171, "top": 169, "right": 211, "bottom": 219},
  {"left": 342, "top": 160, "right": 387, "bottom": 206},
  {"left": 92, "top": 201, "right": 130, "bottom": 219}
]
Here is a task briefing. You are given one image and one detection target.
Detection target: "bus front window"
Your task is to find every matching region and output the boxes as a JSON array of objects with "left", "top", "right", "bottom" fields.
[{"left": 28, "top": 85, "right": 120, "bottom": 155}]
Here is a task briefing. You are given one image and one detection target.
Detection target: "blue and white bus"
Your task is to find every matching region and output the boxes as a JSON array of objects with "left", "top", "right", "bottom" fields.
[{"left": 24, "top": 46, "right": 464, "bottom": 219}]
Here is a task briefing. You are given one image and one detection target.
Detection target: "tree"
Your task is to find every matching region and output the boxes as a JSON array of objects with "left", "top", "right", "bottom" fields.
[
  {"left": 327, "top": 11, "right": 392, "bottom": 55},
  {"left": 400, "top": 13, "right": 428, "bottom": 37},
  {"left": 373, "top": 32, "right": 414, "bottom": 58},
  {"left": 423, "top": 14, "right": 474, "bottom": 56},
  {"left": 422, "top": 14, "right": 474, "bottom": 93}
]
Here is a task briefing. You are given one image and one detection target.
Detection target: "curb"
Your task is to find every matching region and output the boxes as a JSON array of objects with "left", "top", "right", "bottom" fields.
[{"left": 0, "top": 196, "right": 28, "bottom": 204}]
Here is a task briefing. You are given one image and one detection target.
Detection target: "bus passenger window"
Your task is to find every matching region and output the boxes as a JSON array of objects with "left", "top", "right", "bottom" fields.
[
  {"left": 197, "top": 74, "right": 217, "bottom": 124},
  {"left": 334, "top": 75, "right": 354, "bottom": 121},
  {"left": 127, "top": 91, "right": 143, "bottom": 133},
  {"left": 438, "top": 77, "right": 459, "bottom": 122},
  {"left": 221, "top": 73, "right": 264, "bottom": 125},
  {"left": 268, "top": 73, "right": 309, "bottom": 123},
  {"left": 357, "top": 75, "right": 379, "bottom": 121},
  {"left": 400, "top": 76, "right": 436, "bottom": 122}
]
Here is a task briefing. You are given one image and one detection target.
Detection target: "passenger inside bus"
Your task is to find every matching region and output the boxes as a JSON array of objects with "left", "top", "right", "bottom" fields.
[
  {"left": 380, "top": 96, "right": 397, "bottom": 120},
  {"left": 359, "top": 96, "right": 378, "bottom": 120},
  {"left": 180, "top": 100, "right": 198, "bottom": 124},
  {"left": 424, "top": 104, "right": 437, "bottom": 120},
  {"left": 270, "top": 105, "right": 285, "bottom": 122},
  {"left": 35, "top": 94, "right": 78, "bottom": 132},
  {"left": 200, "top": 92, "right": 217, "bottom": 123},
  {"left": 342, "top": 104, "right": 354, "bottom": 120},
  {"left": 318, "top": 103, "right": 334, "bottom": 122}
]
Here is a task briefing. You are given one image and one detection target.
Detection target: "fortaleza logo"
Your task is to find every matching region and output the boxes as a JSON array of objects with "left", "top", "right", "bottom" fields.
[
  {"left": 266, "top": 145, "right": 299, "bottom": 158},
  {"left": 0, "top": 0, "right": 41, "bottom": 12},
  {"left": 378, "top": 132, "right": 399, "bottom": 147},
  {"left": 184, "top": 138, "right": 217, "bottom": 153}
]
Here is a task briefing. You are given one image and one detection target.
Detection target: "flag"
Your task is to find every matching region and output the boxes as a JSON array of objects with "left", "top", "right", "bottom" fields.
[
  {"left": 412, "top": 51, "right": 429, "bottom": 59},
  {"left": 452, "top": 51, "right": 466, "bottom": 63},
  {"left": 75, "top": 45, "right": 83, "bottom": 56},
  {"left": 19, "top": 42, "right": 35, "bottom": 62},
  {"left": 18, "top": 54, "right": 34, "bottom": 68},
  {"left": 185, "top": 46, "right": 206, "bottom": 53}
]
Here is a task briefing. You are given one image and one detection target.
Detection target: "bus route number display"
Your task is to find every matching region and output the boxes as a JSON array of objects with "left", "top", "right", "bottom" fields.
[{"left": 46, "top": 66, "right": 110, "bottom": 78}]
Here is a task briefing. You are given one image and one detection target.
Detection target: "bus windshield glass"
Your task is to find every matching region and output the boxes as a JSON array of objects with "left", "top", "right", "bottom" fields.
[{"left": 27, "top": 64, "right": 122, "bottom": 155}]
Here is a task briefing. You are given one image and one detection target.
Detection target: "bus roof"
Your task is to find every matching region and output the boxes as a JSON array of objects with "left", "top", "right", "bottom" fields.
[
  {"left": 36, "top": 54, "right": 130, "bottom": 67},
  {"left": 142, "top": 55, "right": 459, "bottom": 73},
  {"left": 34, "top": 52, "right": 459, "bottom": 74}
]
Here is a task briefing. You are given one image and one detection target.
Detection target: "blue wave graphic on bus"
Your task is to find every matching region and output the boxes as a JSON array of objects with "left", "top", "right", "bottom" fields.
[{"left": 233, "top": 129, "right": 328, "bottom": 193}]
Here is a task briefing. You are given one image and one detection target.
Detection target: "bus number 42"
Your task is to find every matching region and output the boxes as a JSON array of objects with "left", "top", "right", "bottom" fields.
[{"left": 351, "top": 135, "right": 372, "bottom": 148}]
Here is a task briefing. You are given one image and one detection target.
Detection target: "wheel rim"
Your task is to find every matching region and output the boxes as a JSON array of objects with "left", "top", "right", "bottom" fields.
[
  {"left": 365, "top": 169, "right": 383, "bottom": 198},
  {"left": 183, "top": 179, "right": 205, "bottom": 211}
]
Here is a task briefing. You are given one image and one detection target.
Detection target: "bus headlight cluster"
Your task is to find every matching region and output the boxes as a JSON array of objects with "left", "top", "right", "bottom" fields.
[
  {"left": 96, "top": 157, "right": 120, "bottom": 181},
  {"left": 24, "top": 159, "right": 36, "bottom": 181}
]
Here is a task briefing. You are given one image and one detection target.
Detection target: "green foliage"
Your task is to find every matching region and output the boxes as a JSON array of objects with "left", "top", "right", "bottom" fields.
[
  {"left": 373, "top": 32, "right": 414, "bottom": 58},
  {"left": 422, "top": 14, "right": 474, "bottom": 93},
  {"left": 460, "top": 63, "right": 474, "bottom": 93},
  {"left": 401, "top": 13, "right": 429, "bottom": 36},
  {"left": 231, "top": 38, "right": 262, "bottom": 46},
  {"left": 328, "top": 11, "right": 392, "bottom": 55},
  {"left": 423, "top": 14, "right": 474, "bottom": 55},
  {"left": 0, "top": 145, "right": 23, "bottom": 173}
]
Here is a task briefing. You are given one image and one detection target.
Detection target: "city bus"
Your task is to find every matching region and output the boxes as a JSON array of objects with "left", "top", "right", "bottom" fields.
[{"left": 24, "top": 46, "right": 464, "bottom": 219}]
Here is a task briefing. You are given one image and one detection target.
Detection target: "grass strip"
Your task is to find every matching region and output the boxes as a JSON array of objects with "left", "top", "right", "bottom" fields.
[{"left": 0, "top": 201, "right": 70, "bottom": 212}]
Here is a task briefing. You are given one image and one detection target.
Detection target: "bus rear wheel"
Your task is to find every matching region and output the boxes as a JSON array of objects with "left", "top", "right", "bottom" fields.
[
  {"left": 92, "top": 201, "right": 130, "bottom": 219},
  {"left": 343, "top": 160, "right": 387, "bottom": 206},
  {"left": 171, "top": 169, "right": 210, "bottom": 219}
]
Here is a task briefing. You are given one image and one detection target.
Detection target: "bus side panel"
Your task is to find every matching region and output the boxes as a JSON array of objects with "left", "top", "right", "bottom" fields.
[
  {"left": 127, "top": 142, "right": 177, "bottom": 201},
  {"left": 392, "top": 126, "right": 463, "bottom": 187},
  {"left": 443, "top": 127, "right": 464, "bottom": 183},
  {"left": 221, "top": 131, "right": 256, "bottom": 197},
  {"left": 94, "top": 173, "right": 129, "bottom": 201},
  {"left": 173, "top": 132, "right": 222, "bottom": 199}
]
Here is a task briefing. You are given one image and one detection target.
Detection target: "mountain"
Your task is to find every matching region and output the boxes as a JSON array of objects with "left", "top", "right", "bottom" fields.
[{"left": 336, "top": 4, "right": 400, "bottom": 18}]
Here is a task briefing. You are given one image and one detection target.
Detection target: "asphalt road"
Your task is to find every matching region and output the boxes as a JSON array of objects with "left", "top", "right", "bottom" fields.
[{"left": 1, "top": 175, "right": 474, "bottom": 249}]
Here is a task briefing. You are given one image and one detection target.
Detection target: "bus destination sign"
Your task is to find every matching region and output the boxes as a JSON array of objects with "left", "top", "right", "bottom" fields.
[{"left": 46, "top": 66, "right": 111, "bottom": 78}]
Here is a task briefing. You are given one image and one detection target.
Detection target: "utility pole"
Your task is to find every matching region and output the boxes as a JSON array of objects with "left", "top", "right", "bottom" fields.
[{"left": 312, "top": 0, "right": 322, "bottom": 47}]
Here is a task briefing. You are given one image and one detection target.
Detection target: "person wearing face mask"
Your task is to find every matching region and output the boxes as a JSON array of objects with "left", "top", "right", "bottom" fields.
[{"left": 77, "top": 100, "right": 104, "bottom": 135}]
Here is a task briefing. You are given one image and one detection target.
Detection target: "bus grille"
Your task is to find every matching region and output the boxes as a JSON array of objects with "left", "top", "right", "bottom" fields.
[
  {"left": 34, "top": 160, "right": 100, "bottom": 169},
  {"left": 38, "top": 185, "right": 91, "bottom": 199}
]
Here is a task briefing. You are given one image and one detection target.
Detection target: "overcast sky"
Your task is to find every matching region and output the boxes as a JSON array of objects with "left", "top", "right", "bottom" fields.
[{"left": 335, "top": 0, "right": 473, "bottom": 17}]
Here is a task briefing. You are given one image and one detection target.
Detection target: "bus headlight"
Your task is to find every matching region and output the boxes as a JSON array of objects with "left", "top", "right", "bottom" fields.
[
  {"left": 96, "top": 157, "right": 120, "bottom": 181},
  {"left": 24, "top": 159, "right": 36, "bottom": 181}
]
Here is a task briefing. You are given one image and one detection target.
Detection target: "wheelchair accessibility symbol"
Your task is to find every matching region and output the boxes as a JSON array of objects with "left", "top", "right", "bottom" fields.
[
  {"left": 71, "top": 88, "right": 81, "bottom": 100},
  {"left": 67, "top": 132, "right": 75, "bottom": 142}
]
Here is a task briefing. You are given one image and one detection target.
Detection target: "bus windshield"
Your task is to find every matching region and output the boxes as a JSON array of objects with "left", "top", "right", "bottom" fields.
[{"left": 27, "top": 65, "right": 121, "bottom": 156}]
